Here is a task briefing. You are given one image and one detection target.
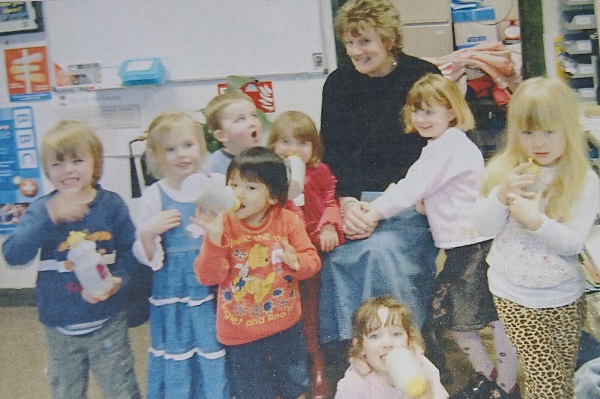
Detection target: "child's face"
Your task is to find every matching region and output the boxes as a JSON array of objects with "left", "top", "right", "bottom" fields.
[
  {"left": 360, "top": 306, "right": 409, "bottom": 377},
  {"left": 228, "top": 171, "right": 275, "bottom": 226},
  {"left": 410, "top": 101, "right": 455, "bottom": 140},
  {"left": 46, "top": 149, "right": 95, "bottom": 194},
  {"left": 216, "top": 100, "right": 263, "bottom": 156},
  {"left": 517, "top": 129, "right": 566, "bottom": 166},
  {"left": 158, "top": 129, "right": 204, "bottom": 186},
  {"left": 273, "top": 131, "right": 313, "bottom": 164}
]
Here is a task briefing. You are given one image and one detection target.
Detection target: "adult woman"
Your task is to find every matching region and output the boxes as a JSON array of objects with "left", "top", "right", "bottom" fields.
[{"left": 318, "top": 0, "right": 442, "bottom": 385}]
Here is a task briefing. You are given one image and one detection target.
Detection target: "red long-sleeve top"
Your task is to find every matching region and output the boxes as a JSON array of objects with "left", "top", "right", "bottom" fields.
[
  {"left": 302, "top": 162, "right": 345, "bottom": 248},
  {"left": 194, "top": 206, "right": 321, "bottom": 345}
]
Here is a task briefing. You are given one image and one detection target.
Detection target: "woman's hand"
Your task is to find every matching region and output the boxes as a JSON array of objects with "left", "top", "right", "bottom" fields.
[
  {"left": 497, "top": 162, "right": 538, "bottom": 205},
  {"left": 506, "top": 191, "right": 543, "bottom": 231},
  {"left": 341, "top": 198, "right": 378, "bottom": 240},
  {"left": 319, "top": 224, "right": 340, "bottom": 252},
  {"left": 190, "top": 208, "right": 224, "bottom": 245}
]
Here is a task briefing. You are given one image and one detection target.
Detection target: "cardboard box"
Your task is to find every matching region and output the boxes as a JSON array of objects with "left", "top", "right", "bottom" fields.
[
  {"left": 403, "top": 23, "right": 454, "bottom": 57},
  {"left": 452, "top": 6, "right": 498, "bottom": 49}
]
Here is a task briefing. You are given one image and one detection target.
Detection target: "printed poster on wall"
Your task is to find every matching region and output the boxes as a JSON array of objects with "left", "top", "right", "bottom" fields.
[
  {"left": 0, "top": 106, "right": 43, "bottom": 234},
  {"left": 218, "top": 81, "right": 275, "bottom": 113},
  {"left": 4, "top": 46, "right": 51, "bottom": 102}
]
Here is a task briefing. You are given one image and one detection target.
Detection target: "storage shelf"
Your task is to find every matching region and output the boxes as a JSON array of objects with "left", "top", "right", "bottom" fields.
[
  {"left": 557, "top": 0, "right": 598, "bottom": 101},
  {"left": 563, "top": 39, "right": 593, "bottom": 54},
  {"left": 558, "top": 0, "right": 594, "bottom": 7}
]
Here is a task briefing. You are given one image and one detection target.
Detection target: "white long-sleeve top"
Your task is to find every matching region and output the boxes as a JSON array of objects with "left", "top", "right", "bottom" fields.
[
  {"left": 472, "top": 167, "right": 600, "bottom": 308},
  {"left": 370, "top": 127, "right": 492, "bottom": 249},
  {"left": 132, "top": 173, "right": 227, "bottom": 270}
]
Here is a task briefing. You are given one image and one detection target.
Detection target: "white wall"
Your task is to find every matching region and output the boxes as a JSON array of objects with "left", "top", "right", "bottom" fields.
[{"left": 0, "top": 1, "right": 337, "bottom": 289}]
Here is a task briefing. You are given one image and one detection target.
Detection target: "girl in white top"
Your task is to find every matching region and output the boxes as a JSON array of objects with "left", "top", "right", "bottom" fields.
[
  {"left": 472, "top": 77, "right": 600, "bottom": 399},
  {"left": 335, "top": 296, "right": 448, "bottom": 399},
  {"left": 363, "top": 73, "right": 519, "bottom": 398},
  {"left": 132, "top": 112, "right": 229, "bottom": 399}
]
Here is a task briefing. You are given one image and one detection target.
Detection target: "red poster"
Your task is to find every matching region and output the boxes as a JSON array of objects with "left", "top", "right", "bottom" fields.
[
  {"left": 4, "top": 46, "right": 51, "bottom": 102},
  {"left": 218, "top": 81, "right": 274, "bottom": 113}
]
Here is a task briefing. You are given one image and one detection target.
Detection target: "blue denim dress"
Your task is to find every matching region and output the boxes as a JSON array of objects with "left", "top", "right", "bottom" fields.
[{"left": 147, "top": 186, "right": 228, "bottom": 399}]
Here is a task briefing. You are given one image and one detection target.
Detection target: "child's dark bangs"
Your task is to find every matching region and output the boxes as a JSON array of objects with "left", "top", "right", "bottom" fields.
[{"left": 238, "top": 166, "right": 261, "bottom": 183}]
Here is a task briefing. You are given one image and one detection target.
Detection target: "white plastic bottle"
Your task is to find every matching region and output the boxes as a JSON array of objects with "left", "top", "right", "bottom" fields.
[
  {"left": 285, "top": 155, "right": 306, "bottom": 205},
  {"left": 386, "top": 347, "right": 428, "bottom": 398},
  {"left": 67, "top": 239, "right": 113, "bottom": 297},
  {"left": 180, "top": 173, "right": 240, "bottom": 212}
]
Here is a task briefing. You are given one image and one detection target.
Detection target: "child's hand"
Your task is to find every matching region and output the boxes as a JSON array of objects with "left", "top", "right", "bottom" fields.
[
  {"left": 81, "top": 276, "right": 122, "bottom": 304},
  {"left": 497, "top": 162, "right": 538, "bottom": 205},
  {"left": 415, "top": 199, "right": 427, "bottom": 215},
  {"left": 141, "top": 209, "right": 181, "bottom": 237},
  {"left": 47, "top": 192, "right": 89, "bottom": 224},
  {"left": 319, "top": 224, "right": 339, "bottom": 252},
  {"left": 342, "top": 200, "right": 377, "bottom": 239},
  {"left": 506, "top": 190, "right": 543, "bottom": 231},
  {"left": 190, "top": 208, "right": 224, "bottom": 245},
  {"left": 361, "top": 203, "right": 383, "bottom": 227},
  {"left": 279, "top": 240, "right": 300, "bottom": 270}
]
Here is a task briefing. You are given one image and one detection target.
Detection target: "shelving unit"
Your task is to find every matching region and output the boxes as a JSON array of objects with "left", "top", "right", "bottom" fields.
[{"left": 556, "top": 0, "right": 597, "bottom": 101}]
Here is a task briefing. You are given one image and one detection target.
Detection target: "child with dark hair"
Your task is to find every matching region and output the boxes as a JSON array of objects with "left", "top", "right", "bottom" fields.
[{"left": 193, "top": 147, "right": 321, "bottom": 399}]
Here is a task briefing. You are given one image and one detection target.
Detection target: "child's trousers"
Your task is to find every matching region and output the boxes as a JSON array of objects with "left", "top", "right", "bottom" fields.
[
  {"left": 44, "top": 311, "right": 141, "bottom": 399},
  {"left": 494, "top": 295, "right": 585, "bottom": 399}
]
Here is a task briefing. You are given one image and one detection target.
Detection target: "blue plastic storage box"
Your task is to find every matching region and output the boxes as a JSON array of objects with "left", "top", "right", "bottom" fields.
[
  {"left": 451, "top": 6, "right": 495, "bottom": 23},
  {"left": 119, "top": 58, "right": 165, "bottom": 86}
]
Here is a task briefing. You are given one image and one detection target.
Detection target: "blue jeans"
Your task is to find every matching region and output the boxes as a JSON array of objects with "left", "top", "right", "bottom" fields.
[{"left": 44, "top": 311, "right": 141, "bottom": 399}]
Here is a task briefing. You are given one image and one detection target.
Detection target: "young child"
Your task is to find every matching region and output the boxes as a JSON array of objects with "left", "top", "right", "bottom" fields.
[
  {"left": 472, "top": 76, "right": 600, "bottom": 399},
  {"left": 193, "top": 146, "right": 322, "bottom": 399},
  {"left": 132, "top": 112, "right": 228, "bottom": 399},
  {"left": 1, "top": 120, "right": 141, "bottom": 399},
  {"left": 202, "top": 91, "right": 264, "bottom": 175},
  {"left": 335, "top": 296, "right": 448, "bottom": 399},
  {"left": 267, "top": 110, "right": 345, "bottom": 398},
  {"left": 363, "top": 73, "right": 519, "bottom": 398}
]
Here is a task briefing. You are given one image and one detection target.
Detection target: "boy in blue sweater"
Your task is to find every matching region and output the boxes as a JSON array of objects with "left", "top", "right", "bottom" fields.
[{"left": 1, "top": 120, "right": 141, "bottom": 399}]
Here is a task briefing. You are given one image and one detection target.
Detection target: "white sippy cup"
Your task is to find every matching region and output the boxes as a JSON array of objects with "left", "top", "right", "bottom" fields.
[
  {"left": 67, "top": 235, "right": 113, "bottom": 297},
  {"left": 180, "top": 173, "right": 240, "bottom": 212},
  {"left": 386, "top": 347, "right": 428, "bottom": 398},
  {"left": 285, "top": 155, "right": 305, "bottom": 205}
]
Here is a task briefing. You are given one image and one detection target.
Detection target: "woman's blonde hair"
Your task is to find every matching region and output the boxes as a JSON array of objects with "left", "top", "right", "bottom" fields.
[
  {"left": 203, "top": 91, "right": 255, "bottom": 132},
  {"left": 480, "top": 77, "right": 590, "bottom": 221},
  {"left": 40, "top": 120, "right": 104, "bottom": 185},
  {"left": 403, "top": 73, "right": 475, "bottom": 133},
  {"left": 267, "top": 111, "right": 323, "bottom": 167},
  {"left": 145, "top": 111, "right": 207, "bottom": 179},
  {"left": 350, "top": 296, "right": 423, "bottom": 361},
  {"left": 334, "top": 0, "right": 403, "bottom": 57}
]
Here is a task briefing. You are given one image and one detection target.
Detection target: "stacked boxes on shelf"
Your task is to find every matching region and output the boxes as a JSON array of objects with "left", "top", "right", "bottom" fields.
[
  {"left": 452, "top": 6, "right": 498, "bottom": 49},
  {"left": 557, "top": 0, "right": 597, "bottom": 101}
]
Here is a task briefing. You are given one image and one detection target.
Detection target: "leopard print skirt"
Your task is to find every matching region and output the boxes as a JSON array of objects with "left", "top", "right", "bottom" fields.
[{"left": 493, "top": 295, "right": 585, "bottom": 399}]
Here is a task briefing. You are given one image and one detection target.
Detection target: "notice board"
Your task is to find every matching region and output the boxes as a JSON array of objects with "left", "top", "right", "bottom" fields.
[{"left": 42, "top": 0, "right": 328, "bottom": 82}]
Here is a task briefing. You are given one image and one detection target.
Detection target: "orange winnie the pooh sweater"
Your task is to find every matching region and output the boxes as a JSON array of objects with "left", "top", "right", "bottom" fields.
[{"left": 194, "top": 206, "right": 321, "bottom": 346}]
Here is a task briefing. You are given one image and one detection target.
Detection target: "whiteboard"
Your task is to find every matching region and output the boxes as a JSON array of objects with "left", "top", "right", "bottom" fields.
[{"left": 42, "top": 0, "right": 328, "bottom": 82}]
